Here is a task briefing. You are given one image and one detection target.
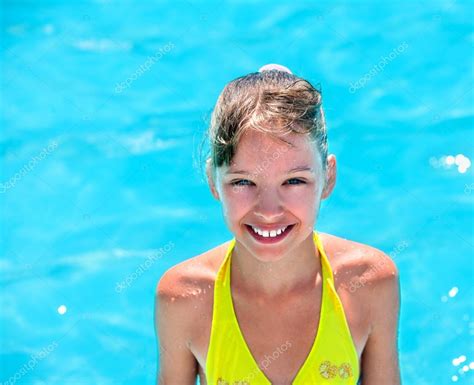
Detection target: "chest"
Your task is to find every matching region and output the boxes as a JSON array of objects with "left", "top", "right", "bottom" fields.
[
  {"left": 255, "top": 289, "right": 327, "bottom": 377},
  {"left": 192, "top": 282, "right": 369, "bottom": 384}
]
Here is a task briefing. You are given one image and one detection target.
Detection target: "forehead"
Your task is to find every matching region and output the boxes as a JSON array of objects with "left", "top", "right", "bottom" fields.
[{"left": 224, "top": 129, "right": 320, "bottom": 173}]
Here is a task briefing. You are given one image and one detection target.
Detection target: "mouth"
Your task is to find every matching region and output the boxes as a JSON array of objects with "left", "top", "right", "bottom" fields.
[{"left": 244, "top": 224, "right": 295, "bottom": 244}]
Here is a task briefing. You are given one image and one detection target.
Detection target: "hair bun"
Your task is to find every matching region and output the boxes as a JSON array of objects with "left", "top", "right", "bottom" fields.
[{"left": 258, "top": 63, "right": 293, "bottom": 74}]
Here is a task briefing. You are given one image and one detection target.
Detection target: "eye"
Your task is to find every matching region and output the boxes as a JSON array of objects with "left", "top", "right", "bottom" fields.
[
  {"left": 230, "top": 178, "right": 306, "bottom": 186},
  {"left": 286, "top": 178, "right": 306, "bottom": 185},
  {"left": 231, "top": 179, "right": 253, "bottom": 186}
]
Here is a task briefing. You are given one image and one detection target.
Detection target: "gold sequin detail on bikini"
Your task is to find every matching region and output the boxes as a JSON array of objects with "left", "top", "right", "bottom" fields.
[{"left": 319, "top": 360, "right": 353, "bottom": 379}]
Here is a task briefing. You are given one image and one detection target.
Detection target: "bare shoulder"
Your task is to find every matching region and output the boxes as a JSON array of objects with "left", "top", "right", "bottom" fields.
[
  {"left": 154, "top": 243, "right": 231, "bottom": 381},
  {"left": 319, "top": 232, "right": 400, "bottom": 289},
  {"left": 319, "top": 232, "right": 401, "bottom": 338},
  {"left": 154, "top": 240, "right": 231, "bottom": 368},
  {"left": 155, "top": 240, "right": 231, "bottom": 304}
]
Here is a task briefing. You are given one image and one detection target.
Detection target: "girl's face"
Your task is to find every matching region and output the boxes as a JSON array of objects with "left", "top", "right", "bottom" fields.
[{"left": 208, "top": 129, "right": 336, "bottom": 260}]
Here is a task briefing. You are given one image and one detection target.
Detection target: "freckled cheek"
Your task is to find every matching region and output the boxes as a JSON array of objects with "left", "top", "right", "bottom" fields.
[
  {"left": 282, "top": 184, "right": 319, "bottom": 202},
  {"left": 285, "top": 192, "right": 318, "bottom": 218},
  {"left": 284, "top": 188, "right": 314, "bottom": 202},
  {"left": 221, "top": 187, "right": 254, "bottom": 211},
  {"left": 219, "top": 188, "right": 253, "bottom": 227}
]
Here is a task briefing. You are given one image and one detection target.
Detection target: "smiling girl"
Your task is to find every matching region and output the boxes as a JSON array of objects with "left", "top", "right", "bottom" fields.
[{"left": 155, "top": 64, "right": 401, "bottom": 385}]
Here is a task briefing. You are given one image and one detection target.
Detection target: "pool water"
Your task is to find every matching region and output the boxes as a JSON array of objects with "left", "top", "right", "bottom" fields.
[{"left": 1, "top": 1, "right": 473, "bottom": 384}]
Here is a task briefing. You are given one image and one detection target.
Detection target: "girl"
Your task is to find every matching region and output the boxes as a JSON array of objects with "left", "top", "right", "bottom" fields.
[{"left": 155, "top": 64, "right": 401, "bottom": 385}]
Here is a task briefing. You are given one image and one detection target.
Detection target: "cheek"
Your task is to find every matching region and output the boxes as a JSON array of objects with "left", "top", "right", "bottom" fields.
[
  {"left": 285, "top": 189, "right": 318, "bottom": 216},
  {"left": 221, "top": 185, "right": 254, "bottom": 209},
  {"left": 286, "top": 186, "right": 316, "bottom": 200},
  {"left": 283, "top": 183, "right": 319, "bottom": 202}
]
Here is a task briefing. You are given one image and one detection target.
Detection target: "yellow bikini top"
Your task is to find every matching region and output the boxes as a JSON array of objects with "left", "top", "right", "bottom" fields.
[{"left": 205, "top": 230, "right": 360, "bottom": 384}]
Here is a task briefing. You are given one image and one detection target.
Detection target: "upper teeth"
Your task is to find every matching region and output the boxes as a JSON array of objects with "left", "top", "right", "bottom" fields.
[{"left": 251, "top": 225, "right": 288, "bottom": 237}]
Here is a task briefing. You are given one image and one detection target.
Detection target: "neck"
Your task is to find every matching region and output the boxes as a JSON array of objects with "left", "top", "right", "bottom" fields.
[{"left": 230, "top": 232, "right": 322, "bottom": 299}]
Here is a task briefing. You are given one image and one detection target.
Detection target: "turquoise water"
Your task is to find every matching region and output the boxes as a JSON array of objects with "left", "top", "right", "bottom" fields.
[{"left": 1, "top": 1, "right": 473, "bottom": 384}]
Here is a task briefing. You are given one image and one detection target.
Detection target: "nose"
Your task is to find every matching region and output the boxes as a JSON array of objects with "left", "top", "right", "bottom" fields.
[
  {"left": 254, "top": 211, "right": 284, "bottom": 223},
  {"left": 253, "top": 188, "right": 285, "bottom": 221}
]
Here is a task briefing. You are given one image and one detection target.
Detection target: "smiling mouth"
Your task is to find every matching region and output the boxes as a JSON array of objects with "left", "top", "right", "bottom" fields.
[{"left": 244, "top": 224, "right": 295, "bottom": 243}]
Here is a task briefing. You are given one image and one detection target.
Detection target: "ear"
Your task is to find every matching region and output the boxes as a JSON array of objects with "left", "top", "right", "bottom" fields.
[
  {"left": 321, "top": 154, "right": 336, "bottom": 199},
  {"left": 206, "top": 158, "right": 220, "bottom": 201}
]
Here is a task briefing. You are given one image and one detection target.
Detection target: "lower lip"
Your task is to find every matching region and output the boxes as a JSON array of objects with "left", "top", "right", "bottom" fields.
[{"left": 245, "top": 224, "right": 295, "bottom": 244}]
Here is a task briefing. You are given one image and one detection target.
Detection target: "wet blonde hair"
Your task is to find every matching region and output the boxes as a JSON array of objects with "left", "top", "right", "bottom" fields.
[{"left": 200, "top": 69, "right": 327, "bottom": 180}]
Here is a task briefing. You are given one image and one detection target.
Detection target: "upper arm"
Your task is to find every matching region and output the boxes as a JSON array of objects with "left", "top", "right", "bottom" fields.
[
  {"left": 361, "top": 252, "right": 402, "bottom": 385},
  {"left": 154, "top": 267, "right": 198, "bottom": 385}
]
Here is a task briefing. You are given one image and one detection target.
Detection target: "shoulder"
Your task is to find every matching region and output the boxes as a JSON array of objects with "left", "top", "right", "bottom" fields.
[
  {"left": 322, "top": 234, "right": 403, "bottom": 380},
  {"left": 154, "top": 241, "right": 230, "bottom": 349},
  {"left": 154, "top": 243, "right": 232, "bottom": 379},
  {"left": 319, "top": 232, "right": 400, "bottom": 328},
  {"left": 155, "top": 240, "right": 231, "bottom": 305},
  {"left": 319, "top": 232, "right": 399, "bottom": 291}
]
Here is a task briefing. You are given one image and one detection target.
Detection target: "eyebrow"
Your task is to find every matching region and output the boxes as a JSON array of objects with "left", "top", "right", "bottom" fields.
[{"left": 226, "top": 166, "right": 313, "bottom": 175}]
